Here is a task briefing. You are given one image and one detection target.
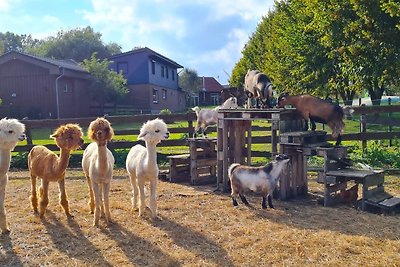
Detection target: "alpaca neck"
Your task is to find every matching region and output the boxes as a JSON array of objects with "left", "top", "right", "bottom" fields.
[
  {"left": 96, "top": 143, "right": 109, "bottom": 172},
  {"left": 55, "top": 148, "right": 71, "bottom": 174},
  {"left": 0, "top": 149, "right": 11, "bottom": 176},
  {"left": 144, "top": 141, "right": 157, "bottom": 168}
]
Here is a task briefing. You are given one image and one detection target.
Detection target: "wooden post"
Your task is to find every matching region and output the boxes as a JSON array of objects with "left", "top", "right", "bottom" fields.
[
  {"left": 271, "top": 113, "right": 280, "bottom": 159},
  {"left": 25, "top": 125, "right": 33, "bottom": 145},
  {"left": 190, "top": 140, "right": 198, "bottom": 185},
  {"left": 222, "top": 119, "right": 229, "bottom": 192},
  {"left": 388, "top": 97, "right": 392, "bottom": 146},
  {"left": 216, "top": 112, "right": 224, "bottom": 191},
  {"left": 246, "top": 121, "right": 252, "bottom": 165},
  {"left": 360, "top": 114, "right": 367, "bottom": 151}
]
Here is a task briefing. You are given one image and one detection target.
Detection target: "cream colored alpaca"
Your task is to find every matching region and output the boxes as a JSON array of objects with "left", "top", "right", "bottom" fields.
[
  {"left": 0, "top": 118, "right": 25, "bottom": 234},
  {"left": 126, "top": 118, "right": 169, "bottom": 219},
  {"left": 28, "top": 124, "right": 83, "bottom": 218},
  {"left": 82, "top": 118, "right": 115, "bottom": 227}
]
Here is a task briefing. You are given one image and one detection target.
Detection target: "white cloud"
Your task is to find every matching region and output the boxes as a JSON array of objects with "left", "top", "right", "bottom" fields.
[
  {"left": 42, "top": 15, "right": 61, "bottom": 25},
  {"left": 0, "top": 0, "right": 20, "bottom": 12}
]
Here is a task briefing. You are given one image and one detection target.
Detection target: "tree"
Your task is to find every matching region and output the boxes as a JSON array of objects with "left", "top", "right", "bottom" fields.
[
  {"left": 28, "top": 26, "right": 122, "bottom": 62},
  {"left": 179, "top": 68, "right": 202, "bottom": 105},
  {"left": 82, "top": 53, "right": 128, "bottom": 113},
  {"left": 0, "top": 32, "right": 39, "bottom": 54}
]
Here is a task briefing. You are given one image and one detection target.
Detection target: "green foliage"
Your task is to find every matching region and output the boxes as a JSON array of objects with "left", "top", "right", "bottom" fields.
[
  {"left": 27, "top": 26, "right": 121, "bottom": 62},
  {"left": 0, "top": 32, "right": 39, "bottom": 54},
  {"left": 10, "top": 152, "right": 29, "bottom": 169},
  {"left": 179, "top": 68, "right": 202, "bottom": 105},
  {"left": 351, "top": 141, "right": 400, "bottom": 169},
  {"left": 159, "top": 109, "right": 172, "bottom": 115},
  {"left": 82, "top": 53, "right": 128, "bottom": 106},
  {"left": 233, "top": 0, "right": 400, "bottom": 104}
]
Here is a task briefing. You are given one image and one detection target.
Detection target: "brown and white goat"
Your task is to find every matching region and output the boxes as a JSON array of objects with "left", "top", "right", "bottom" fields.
[
  {"left": 228, "top": 154, "right": 290, "bottom": 209},
  {"left": 278, "top": 93, "right": 354, "bottom": 146}
]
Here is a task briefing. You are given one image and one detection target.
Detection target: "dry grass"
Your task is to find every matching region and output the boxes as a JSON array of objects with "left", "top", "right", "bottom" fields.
[{"left": 1, "top": 169, "right": 400, "bottom": 267}]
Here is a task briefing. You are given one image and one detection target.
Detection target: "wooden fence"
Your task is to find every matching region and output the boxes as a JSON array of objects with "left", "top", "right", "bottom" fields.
[{"left": 13, "top": 105, "right": 400, "bottom": 157}]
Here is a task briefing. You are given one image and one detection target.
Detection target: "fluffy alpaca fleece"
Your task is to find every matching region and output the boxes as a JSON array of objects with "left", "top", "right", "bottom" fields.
[
  {"left": 0, "top": 118, "right": 25, "bottom": 234},
  {"left": 28, "top": 124, "right": 83, "bottom": 219},
  {"left": 126, "top": 118, "right": 169, "bottom": 219},
  {"left": 82, "top": 118, "right": 115, "bottom": 226}
]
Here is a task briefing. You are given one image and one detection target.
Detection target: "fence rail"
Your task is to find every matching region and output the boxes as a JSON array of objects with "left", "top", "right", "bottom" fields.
[{"left": 14, "top": 104, "right": 400, "bottom": 157}]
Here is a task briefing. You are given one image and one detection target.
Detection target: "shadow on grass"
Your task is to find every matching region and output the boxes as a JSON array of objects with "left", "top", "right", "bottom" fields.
[
  {"left": 42, "top": 211, "right": 113, "bottom": 266},
  {"left": 0, "top": 233, "right": 24, "bottom": 267},
  {"left": 154, "top": 216, "right": 234, "bottom": 267},
  {"left": 101, "top": 221, "right": 181, "bottom": 267}
]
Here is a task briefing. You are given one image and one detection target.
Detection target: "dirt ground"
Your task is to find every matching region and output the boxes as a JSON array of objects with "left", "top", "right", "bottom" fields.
[{"left": 1, "top": 169, "right": 399, "bottom": 267}]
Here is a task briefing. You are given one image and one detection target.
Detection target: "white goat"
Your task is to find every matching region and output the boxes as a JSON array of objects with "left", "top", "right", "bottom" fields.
[
  {"left": 82, "top": 118, "right": 115, "bottom": 227},
  {"left": 0, "top": 118, "right": 25, "bottom": 234},
  {"left": 126, "top": 118, "right": 169, "bottom": 219},
  {"left": 192, "top": 96, "right": 238, "bottom": 137},
  {"left": 228, "top": 154, "right": 290, "bottom": 209}
]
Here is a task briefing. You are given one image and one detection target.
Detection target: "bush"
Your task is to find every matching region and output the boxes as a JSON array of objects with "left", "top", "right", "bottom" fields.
[{"left": 159, "top": 109, "right": 172, "bottom": 115}]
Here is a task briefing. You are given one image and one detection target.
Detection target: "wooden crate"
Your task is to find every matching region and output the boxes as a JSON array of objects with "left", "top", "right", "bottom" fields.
[{"left": 167, "top": 154, "right": 190, "bottom": 183}]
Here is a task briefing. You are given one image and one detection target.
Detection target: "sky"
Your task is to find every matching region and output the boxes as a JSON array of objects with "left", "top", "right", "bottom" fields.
[{"left": 0, "top": 0, "right": 275, "bottom": 85}]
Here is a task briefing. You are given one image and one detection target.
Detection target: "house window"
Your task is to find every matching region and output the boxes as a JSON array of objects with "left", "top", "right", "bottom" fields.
[
  {"left": 117, "top": 62, "right": 128, "bottom": 74},
  {"left": 172, "top": 70, "right": 175, "bottom": 80},
  {"left": 166, "top": 67, "right": 169, "bottom": 79},
  {"left": 64, "top": 84, "right": 68, "bottom": 93},
  {"left": 162, "top": 89, "right": 167, "bottom": 99},
  {"left": 151, "top": 61, "right": 155, "bottom": 74},
  {"left": 153, "top": 88, "right": 159, "bottom": 103},
  {"left": 161, "top": 66, "right": 165, "bottom": 77}
]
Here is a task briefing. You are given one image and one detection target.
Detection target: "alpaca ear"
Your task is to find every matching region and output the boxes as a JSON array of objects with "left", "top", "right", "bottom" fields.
[{"left": 50, "top": 133, "right": 58, "bottom": 138}]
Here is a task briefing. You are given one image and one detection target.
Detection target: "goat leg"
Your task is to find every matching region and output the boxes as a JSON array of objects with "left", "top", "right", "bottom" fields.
[
  {"left": 335, "top": 134, "right": 342, "bottom": 146},
  {"left": 239, "top": 194, "right": 250, "bottom": 206},
  {"left": 267, "top": 195, "right": 274, "bottom": 209},
  {"left": 310, "top": 119, "right": 316, "bottom": 131},
  {"left": 232, "top": 197, "right": 239, "bottom": 206},
  {"left": 262, "top": 196, "right": 268, "bottom": 209}
]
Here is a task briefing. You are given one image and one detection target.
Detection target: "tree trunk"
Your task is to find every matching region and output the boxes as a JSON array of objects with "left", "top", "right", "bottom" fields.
[{"left": 368, "top": 79, "right": 385, "bottom": 106}]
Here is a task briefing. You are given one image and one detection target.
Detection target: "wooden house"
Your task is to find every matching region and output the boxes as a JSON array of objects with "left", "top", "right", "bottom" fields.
[
  {"left": 108, "top": 47, "right": 186, "bottom": 114},
  {"left": 0, "top": 51, "right": 92, "bottom": 119},
  {"left": 195, "top": 76, "right": 224, "bottom": 106}
]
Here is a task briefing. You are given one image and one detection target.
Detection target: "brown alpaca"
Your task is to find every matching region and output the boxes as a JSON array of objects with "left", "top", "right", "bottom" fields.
[
  {"left": 82, "top": 118, "right": 114, "bottom": 226},
  {"left": 28, "top": 124, "right": 84, "bottom": 218}
]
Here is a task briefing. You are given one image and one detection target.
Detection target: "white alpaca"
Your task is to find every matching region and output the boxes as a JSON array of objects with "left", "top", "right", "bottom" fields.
[
  {"left": 0, "top": 118, "right": 25, "bottom": 234},
  {"left": 126, "top": 118, "right": 169, "bottom": 219},
  {"left": 82, "top": 118, "right": 115, "bottom": 227}
]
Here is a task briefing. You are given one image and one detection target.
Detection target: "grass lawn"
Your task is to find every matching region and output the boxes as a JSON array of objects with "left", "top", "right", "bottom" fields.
[{"left": 1, "top": 169, "right": 399, "bottom": 266}]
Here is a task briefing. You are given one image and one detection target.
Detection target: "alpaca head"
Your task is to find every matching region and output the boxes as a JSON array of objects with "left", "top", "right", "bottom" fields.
[
  {"left": 88, "top": 117, "right": 114, "bottom": 146},
  {"left": 0, "top": 118, "right": 26, "bottom": 150},
  {"left": 138, "top": 118, "right": 169, "bottom": 144},
  {"left": 51, "top": 124, "right": 84, "bottom": 151}
]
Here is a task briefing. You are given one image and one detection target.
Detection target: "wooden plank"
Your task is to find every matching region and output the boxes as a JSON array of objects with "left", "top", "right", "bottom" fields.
[
  {"left": 326, "top": 169, "right": 383, "bottom": 179},
  {"left": 365, "top": 187, "right": 389, "bottom": 202},
  {"left": 379, "top": 197, "right": 400, "bottom": 207},
  {"left": 364, "top": 173, "right": 385, "bottom": 187}
]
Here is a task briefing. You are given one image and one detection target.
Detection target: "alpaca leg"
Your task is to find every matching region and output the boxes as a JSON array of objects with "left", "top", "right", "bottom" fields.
[
  {"left": 335, "top": 134, "right": 342, "bottom": 146},
  {"left": 103, "top": 182, "right": 112, "bottom": 224},
  {"left": 92, "top": 182, "right": 101, "bottom": 227},
  {"left": 129, "top": 174, "right": 138, "bottom": 210},
  {"left": 149, "top": 179, "right": 157, "bottom": 219},
  {"left": 99, "top": 184, "right": 105, "bottom": 218},
  {"left": 30, "top": 174, "right": 38, "bottom": 214},
  {"left": 138, "top": 180, "right": 146, "bottom": 217},
  {"left": 0, "top": 174, "right": 9, "bottom": 233},
  {"left": 39, "top": 180, "right": 50, "bottom": 218},
  {"left": 84, "top": 174, "right": 95, "bottom": 214},
  {"left": 58, "top": 179, "right": 72, "bottom": 217}
]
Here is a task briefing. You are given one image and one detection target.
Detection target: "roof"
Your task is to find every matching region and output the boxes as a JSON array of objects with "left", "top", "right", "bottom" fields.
[
  {"left": 0, "top": 51, "right": 88, "bottom": 73},
  {"left": 108, "top": 47, "right": 183, "bottom": 69},
  {"left": 200, "top": 77, "right": 224, "bottom": 93}
]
